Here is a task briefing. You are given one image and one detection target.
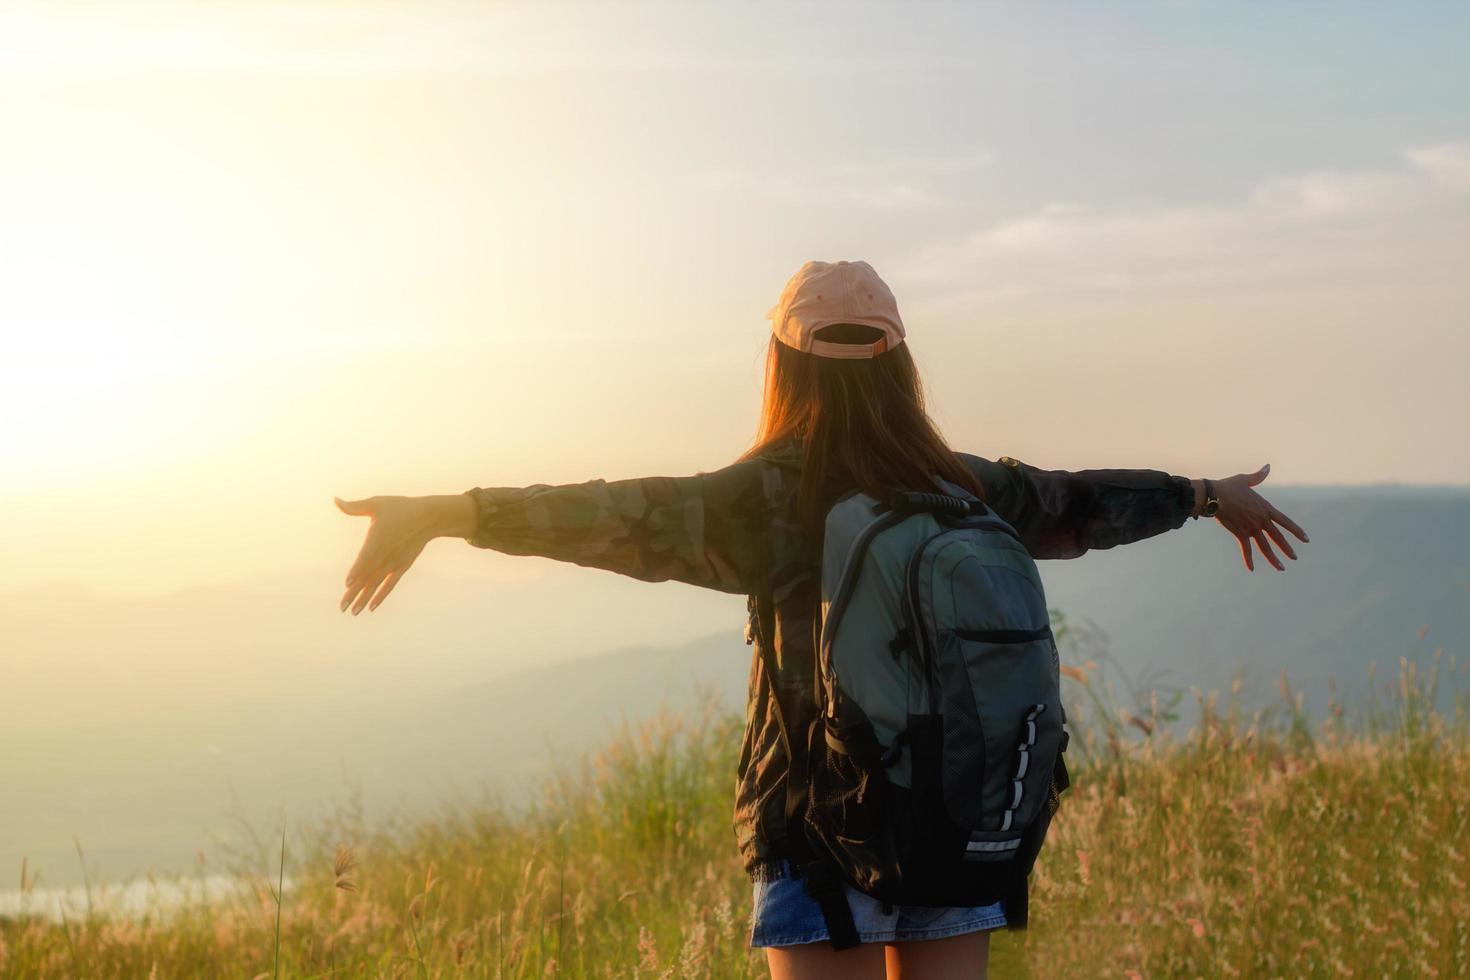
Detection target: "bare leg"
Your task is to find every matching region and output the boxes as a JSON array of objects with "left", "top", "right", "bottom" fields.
[
  {"left": 885, "top": 931, "right": 990, "bottom": 980},
  {"left": 766, "top": 941, "right": 887, "bottom": 980}
]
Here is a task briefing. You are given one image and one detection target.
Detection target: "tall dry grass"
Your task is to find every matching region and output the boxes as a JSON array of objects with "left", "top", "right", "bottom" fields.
[{"left": 2, "top": 642, "right": 1466, "bottom": 978}]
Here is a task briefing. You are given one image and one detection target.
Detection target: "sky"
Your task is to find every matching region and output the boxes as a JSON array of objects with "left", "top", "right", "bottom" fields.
[{"left": 3, "top": 0, "right": 1469, "bottom": 600}]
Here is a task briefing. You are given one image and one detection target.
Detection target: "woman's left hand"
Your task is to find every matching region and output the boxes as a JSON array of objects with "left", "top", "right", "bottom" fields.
[{"left": 1209, "top": 463, "right": 1310, "bottom": 572}]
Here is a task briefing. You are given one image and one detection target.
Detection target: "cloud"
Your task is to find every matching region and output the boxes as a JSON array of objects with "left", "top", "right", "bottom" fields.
[
  {"left": 1405, "top": 142, "right": 1470, "bottom": 193},
  {"left": 896, "top": 139, "right": 1470, "bottom": 309}
]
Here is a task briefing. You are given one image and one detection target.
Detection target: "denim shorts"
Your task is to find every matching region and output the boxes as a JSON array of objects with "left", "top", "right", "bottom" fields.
[{"left": 749, "top": 863, "right": 1008, "bottom": 947}]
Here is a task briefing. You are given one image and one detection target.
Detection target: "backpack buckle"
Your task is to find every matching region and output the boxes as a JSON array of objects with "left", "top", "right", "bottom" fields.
[
  {"left": 878, "top": 728, "right": 910, "bottom": 767},
  {"left": 888, "top": 629, "right": 909, "bottom": 661}
]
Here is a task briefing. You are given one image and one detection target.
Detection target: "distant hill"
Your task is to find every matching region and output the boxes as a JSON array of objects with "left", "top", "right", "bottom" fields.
[
  {"left": 4, "top": 484, "right": 1465, "bottom": 887},
  {"left": 1035, "top": 485, "right": 1469, "bottom": 711},
  {"left": 2, "top": 632, "right": 752, "bottom": 888}
]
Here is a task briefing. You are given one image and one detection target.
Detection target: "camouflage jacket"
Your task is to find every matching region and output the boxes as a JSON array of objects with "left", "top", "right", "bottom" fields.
[{"left": 464, "top": 440, "right": 1196, "bottom": 880}]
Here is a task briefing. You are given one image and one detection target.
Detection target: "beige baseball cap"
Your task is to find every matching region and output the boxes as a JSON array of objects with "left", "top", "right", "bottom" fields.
[{"left": 766, "top": 260, "right": 906, "bottom": 359}]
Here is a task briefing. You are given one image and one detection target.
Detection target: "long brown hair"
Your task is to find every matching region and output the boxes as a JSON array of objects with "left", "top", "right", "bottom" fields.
[{"left": 740, "top": 323, "right": 986, "bottom": 529}]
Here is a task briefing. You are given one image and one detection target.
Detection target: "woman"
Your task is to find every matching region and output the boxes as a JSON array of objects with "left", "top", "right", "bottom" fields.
[{"left": 336, "top": 259, "right": 1308, "bottom": 979}]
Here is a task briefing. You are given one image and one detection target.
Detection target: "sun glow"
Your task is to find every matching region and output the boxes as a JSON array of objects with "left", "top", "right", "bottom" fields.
[{"left": 1, "top": 1, "right": 1467, "bottom": 600}]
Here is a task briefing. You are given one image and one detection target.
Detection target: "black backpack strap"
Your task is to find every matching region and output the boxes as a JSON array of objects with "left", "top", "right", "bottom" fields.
[
  {"left": 1005, "top": 748, "right": 1069, "bottom": 933},
  {"left": 799, "top": 860, "right": 862, "bottom": 950},
  {"left": 1004, "top": 875, "right": 1030, "bottom": 931},
  {"left": 1054, "top": 742, "right": 1071, "bottom": 795},
  {"left": 802, "top": 595, "right": 863, "bottom": 951}
]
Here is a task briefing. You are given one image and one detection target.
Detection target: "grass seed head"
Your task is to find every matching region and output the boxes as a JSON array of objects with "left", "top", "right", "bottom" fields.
[{"left": 333, "top": 845, "right": 358, "bottom": 892}]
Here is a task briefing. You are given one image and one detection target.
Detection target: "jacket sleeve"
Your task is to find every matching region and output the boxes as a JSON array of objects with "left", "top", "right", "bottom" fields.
[
  {"left": 957, "top": 452, "right": 1196, "bottom": 560},
  {"left": 461, "top": 457, "right": 772, "bottom": 595}
]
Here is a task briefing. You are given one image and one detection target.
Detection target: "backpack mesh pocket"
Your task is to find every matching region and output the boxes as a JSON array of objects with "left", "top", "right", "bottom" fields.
[{"left": 806, "top": 719, "right": 891, "bottom": 847}]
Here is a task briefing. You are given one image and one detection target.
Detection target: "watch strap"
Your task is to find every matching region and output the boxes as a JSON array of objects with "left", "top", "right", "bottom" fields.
[{"left": 1202, "top": 478, "right": 1219, "bottom": 517}]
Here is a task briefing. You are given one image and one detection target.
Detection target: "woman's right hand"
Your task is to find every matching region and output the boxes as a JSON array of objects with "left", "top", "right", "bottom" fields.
[
  {"left": 334, "top": 493, "right": 477, "bottom": 614},
  {"left": 1207, "top": 463, "right": 1310, "bottom": 572}
]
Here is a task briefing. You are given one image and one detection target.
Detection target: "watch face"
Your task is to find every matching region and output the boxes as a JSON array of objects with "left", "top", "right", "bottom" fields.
[{"left": 1203, "top": 500, "right": 1221, "bottom": 517}]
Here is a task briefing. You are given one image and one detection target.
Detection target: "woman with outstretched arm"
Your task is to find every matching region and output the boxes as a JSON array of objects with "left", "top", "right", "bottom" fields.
[{"left": 337, "top": 260, "right": 1307, "bottom": 980}]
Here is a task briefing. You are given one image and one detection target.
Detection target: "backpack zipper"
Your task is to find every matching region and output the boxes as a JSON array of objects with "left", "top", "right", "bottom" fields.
[
  {"left": 904, "top": 528, "right": 946, "bottom": 712},
  {"left": 905, "top": 523, "right": 1047, "bottom": 710},
  {"left": 954, "top": 625, "right": 1053, "bottom": 644},
  {"left": 820, "top": 507, "right": 908, "bottom": 717}
]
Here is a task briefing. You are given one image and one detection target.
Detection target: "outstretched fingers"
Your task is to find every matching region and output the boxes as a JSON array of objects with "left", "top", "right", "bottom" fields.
[
  {"left": 1270, "top": 506, "right": 1310, "bottom": 543},
  {"left": 1253, "top": 529, "right": 1284, "bottom": 571},
  {"left": 340, "top": 573, "right": 376, "bottom": 613},
  {"left": 1263, "top": 520, "right": 1298, "bottom": 561},
  {"left": 367, "top": 570, "right": 405, "bottom": 612},
  {"left": 343, "top": 549, "right": 424, "bottom": 613},
  {"left": 348, "top": 566, "right": 391, "bottom": 615},
  {"left": 1237, "top": 531, "right": 1256, "bottom": 572},
  {"left": 341, "top": 553, "right": 386, "bottom": 612},
  {"left": 344, "top": 551, "right": 370, "bottom": 591},
  {"left": 338, "top": 497, "right": 381, "bottom": 588}
]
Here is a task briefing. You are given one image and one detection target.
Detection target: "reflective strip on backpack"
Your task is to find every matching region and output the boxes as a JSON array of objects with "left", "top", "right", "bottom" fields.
[
  {"left": 999, "top": 704, "right": 1047, "bottom": 833},
  {"left": 965, "top": 837, "right": 1022, "bottom": 853}
]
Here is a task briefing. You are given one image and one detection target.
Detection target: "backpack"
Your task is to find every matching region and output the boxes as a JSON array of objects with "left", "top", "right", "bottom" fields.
[{"left": 783, "top": 478, "right": 1071, "bottom": 950}]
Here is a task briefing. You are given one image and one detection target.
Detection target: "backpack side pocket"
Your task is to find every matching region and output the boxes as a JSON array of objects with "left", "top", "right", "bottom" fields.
[{"left": 935, "top": 628, "right": 1064, "bottom": 840}]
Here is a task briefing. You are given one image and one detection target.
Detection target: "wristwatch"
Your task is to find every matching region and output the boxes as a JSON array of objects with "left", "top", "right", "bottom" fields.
[{"left": 1199, "top": 478, "right": 1220, "bottom": 519}]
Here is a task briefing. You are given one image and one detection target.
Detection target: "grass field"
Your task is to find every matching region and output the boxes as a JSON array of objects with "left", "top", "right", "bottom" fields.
[{"left": 3, "top": 650, "right": 1466, "bottom": 979}]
